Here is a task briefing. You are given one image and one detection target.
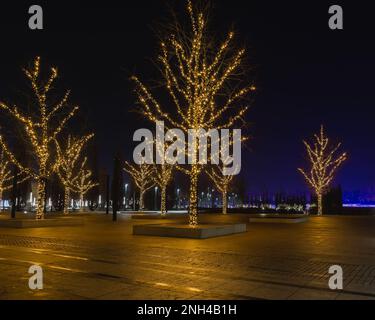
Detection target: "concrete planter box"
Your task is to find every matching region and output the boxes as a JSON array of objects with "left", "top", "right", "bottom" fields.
[
  {"left": 133, "top": 223, "right": 247, "bottom": 239},
  {"left": 0, "top": 218, "right": 84, "bottom": 229},
  {"left": 249, "top": 215, "right": 308, "bottom": 224},
  {"left": 131, "top": 214, "right": 185, "bottom": 220}
]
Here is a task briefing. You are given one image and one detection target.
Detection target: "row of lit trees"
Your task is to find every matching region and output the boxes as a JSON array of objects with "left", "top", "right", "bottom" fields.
[
  {"left": 0, "top": 1, "right": 347, "bottom": 222},
  {"left": 127, "top": 0, "right": 347, "bottom": 224},
  {"left": 123, "top": 124, "right": 347, "bottom": 219},
  {"left": 0, "top": 57, "right": 97, "bottom": 219},
  {"left": 124, "top": 161, "right": 234, "bottom": 216}
]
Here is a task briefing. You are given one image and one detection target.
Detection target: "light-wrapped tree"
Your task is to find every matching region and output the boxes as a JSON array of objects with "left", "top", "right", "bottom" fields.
[
  {"left": 0, "top": 151, "right": 14, "bottom": 206},
  {"left": 55, "top": 134, "right": 94, "bottom": 214},
  {"left": 0, "top": 151, "right": 29, "bottom": 208},
  {"left": 0, "top": 57, "right": 79, "bottom": 219},
  {"left": 298, "top": 125, "right": 347, "bottom": 216},
  {"left": 124, "top": 162, "right": 154, "bottom": 211},
  {"left": 153, "top": 138, "right": 174, "bottom": 215},
  {"left": 153, "top": 164, "right": 173, "bottom": 216},
  {"left": 206, "top": 166, "right": 234, "bottom": 215},
  {"left": 70, "top": 157, "right": 98, "bottom": 212},
  {"left": 132, "top": 1, "right": 254, "bottom": 225}
]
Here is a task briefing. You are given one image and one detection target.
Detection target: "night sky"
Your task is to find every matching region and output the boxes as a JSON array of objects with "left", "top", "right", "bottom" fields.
[{"left": 0, "top": 1, "right": 374, "bottom": 201}]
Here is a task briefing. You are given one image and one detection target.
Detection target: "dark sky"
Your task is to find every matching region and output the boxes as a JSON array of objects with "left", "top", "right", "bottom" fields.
[{"left": 0, "top": 0, "right": 374, "bottom": 199}]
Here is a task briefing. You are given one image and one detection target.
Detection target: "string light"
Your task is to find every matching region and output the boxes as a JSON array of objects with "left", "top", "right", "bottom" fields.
[
  {"left": 69, "top": 157, "right": 98, "bottom": 212},
  {"left": 0, "top": 149, "right": 30, "bottom": 208},
  {"left": 153, "top": 139, "right": 174, "bottom": 216},
  {"left": 55, "top": 134, "right": 94, "bottom": 214},
  {"left": 0, "top": 57, "right": 79, "bottom": 219},
  {"left": 124, "top": 162, "right": 154, "bottom": 211},
  {"left": 0, "top": 150, "right": 15, "bottom": 205},
  {"left": 298, "top": 125, "right": 347, "bottom": 216},
  {"left": 131, "top": 1, "right": 254, "bottom": 225}
]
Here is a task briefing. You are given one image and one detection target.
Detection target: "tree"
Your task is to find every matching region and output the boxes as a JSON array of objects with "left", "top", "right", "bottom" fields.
[
  {"left": 206, "top": 166, "right": 234, "bottom": 215},
  {"left": 0, "top": 151, "right": 14, "bottom": 206},
  {"left": 86, "top": 142, "right": 100, "bottom": 210},
  {"left": 0, "top": 57, "right": 79, "bottom": 219},
  {"left": 153, "top": 164, "right": 173, "bottom": 215},
  {"left": 298, "top": 125, "right": 347, "bottom": 216},
  {"left": 132, "top": 1, "right": 254, "bottom": 225},
  {"left": 55, "top": 134, "right": 94, "bottom": 214},
  {"left": 153, "top": 139, "right": 174, "bottom": 215},
  {"left": 70, "top": 158, "right": 98, "bottom": 212},
  {"left": 124, "top": 162, "right": 154, "bottom": 211}
]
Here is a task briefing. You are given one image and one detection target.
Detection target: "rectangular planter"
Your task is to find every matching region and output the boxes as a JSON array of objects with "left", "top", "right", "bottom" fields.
[
  {"left": 249, "top": 215, "right": 308, "bottom": 224},
  {"left": 0, "top": 218, "right": 84, "bottom": 229},
  {"left": 133, "top": 223, "right": 247, "bottom": 239}
]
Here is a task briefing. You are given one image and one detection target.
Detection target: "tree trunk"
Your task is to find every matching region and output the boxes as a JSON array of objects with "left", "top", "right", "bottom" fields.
[
  {"left": 139, "top": 189, "right": 145, "bottom": 211},
  {"left": 161, "top": 186, "right": 167, "bottom": 216},
  {"left": 317, "top": 192, "right": 323, "bottom": 216},
  {"left": 189, "top": 166, "right": 199, "bottom": 226},
  {"left": 80, "top": 193, "right": 84, "bottom": 212},
  {"left": 222, "top": 190, "right": 228, "bottom": 215},
  {"left": 11, "top": 170, "right": 18, "bottom": 219},
  {"left": 36, "top": 177, "right": 46, "bottom": 220},
  {"left": 63, "top": 187, "right": 70, "bottom": 215}
]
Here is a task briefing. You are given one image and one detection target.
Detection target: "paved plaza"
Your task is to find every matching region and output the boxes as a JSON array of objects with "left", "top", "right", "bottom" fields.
[{"left": 0, "top": 213, "right": 375, "bottom": 300}]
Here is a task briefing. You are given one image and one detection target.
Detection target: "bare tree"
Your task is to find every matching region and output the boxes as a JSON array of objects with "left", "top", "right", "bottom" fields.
[
  {"left": 153, "top": 164, "right": 174, "bottom": 216},
  {"left": 55, "top": 134, "right": 94, "bottom": 214},
  {"left": 0, "top": 57, "right": 79, "bottom": 219},
  {"left": 124, "top": 162, "right": 154, "bottom": 211},
  {"left": 206, "top": 166, "right": 234, "bottom": 215},
  {"left": 0, "top": 150, "right": 29, "bottom": 207},
  {"left": 298, "top": 125, "right": 347, "bottom": 216},
  {"left": 132, "top": 1, "right": 254, "bottom": 225},
  {"left": 70, "top": 157, "right": 98, "bottom": 212}
]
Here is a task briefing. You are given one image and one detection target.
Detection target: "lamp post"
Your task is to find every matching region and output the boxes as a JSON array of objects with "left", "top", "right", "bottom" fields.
[
  {"left": 125, "top": 184, "right": 129, "bottom": 208},
  {"left": 177, "top": 188, "right": 180, "bottom": 209},
  {"left": 154, "top": 186, "right": 158, "bottom": 211},
  {"left": 133, "top": 191, "right": 136, "bottom": 211}
]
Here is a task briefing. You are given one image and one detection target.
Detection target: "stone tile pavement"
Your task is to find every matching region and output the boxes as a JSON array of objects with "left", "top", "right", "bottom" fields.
[{"left": 0, "top": 213, "right": 375, "bottom": 300}]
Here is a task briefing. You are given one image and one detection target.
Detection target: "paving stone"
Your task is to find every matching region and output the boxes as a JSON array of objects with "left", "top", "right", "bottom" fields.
[{"left": 0, "top": 214, "right": 375, "bottom": 299}]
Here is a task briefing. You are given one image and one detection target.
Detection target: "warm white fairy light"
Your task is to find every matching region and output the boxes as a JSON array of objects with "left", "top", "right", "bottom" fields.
[
  {"left": 124, "top": 162, "right": 154, "bottom": 211},
  {"left": 0, "top": 57, "right": 79, "bottom": 219},
  {"left": 0, "top": 149, "right": 29, "bottom": 209},
  {"left": 206, "top": 166, "right": 234, "bottom": 215},
  {"left": 132, "top": 1, "right": 254, "bottom": 225},
  {"left": 153, "top": 139, "right": 174, "bottom": 216},
  {"left": 55, "top": 134, "right": 94, "bottom": 214},
  {"left": 69, "top": 157, "right": 98, "bottom": 212},
  {"left": 298, "top": 125, "right": 347, "bottom": 216}
]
